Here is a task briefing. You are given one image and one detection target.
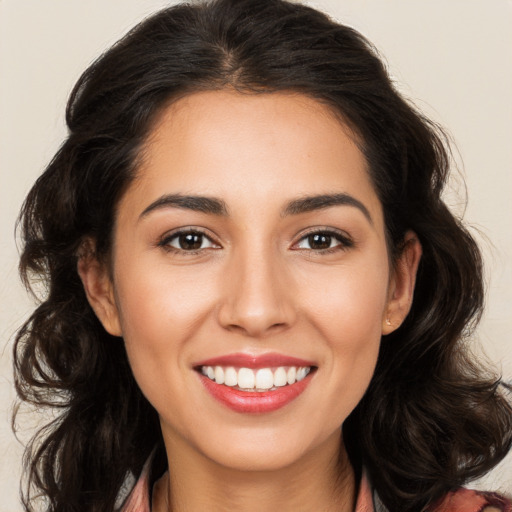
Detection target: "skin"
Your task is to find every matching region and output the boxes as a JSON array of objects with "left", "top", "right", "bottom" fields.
[{"left": 79, "top": 90, "right": 421, "bottom": 511}]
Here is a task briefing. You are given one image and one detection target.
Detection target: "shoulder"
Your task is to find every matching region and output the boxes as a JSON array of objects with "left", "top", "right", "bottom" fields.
[{"left": 430, "top": 487, "right": 512, "bottom": 512}]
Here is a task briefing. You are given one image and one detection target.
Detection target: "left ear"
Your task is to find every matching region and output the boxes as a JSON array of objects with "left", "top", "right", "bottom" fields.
[{"left": 382, "top": 231, "right": 422, "bottom": 335}]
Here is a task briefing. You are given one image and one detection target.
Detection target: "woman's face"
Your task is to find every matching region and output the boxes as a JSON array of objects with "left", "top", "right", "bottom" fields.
[{"left": 81, "top": 90, "right": 419, "bottom": 472}]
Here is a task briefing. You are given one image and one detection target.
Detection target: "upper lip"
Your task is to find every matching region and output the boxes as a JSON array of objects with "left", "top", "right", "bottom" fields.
[{"left": 194, "top": 352, "right": 316, "bottom": 369}]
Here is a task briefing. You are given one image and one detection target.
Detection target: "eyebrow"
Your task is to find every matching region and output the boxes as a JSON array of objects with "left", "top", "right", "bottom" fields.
[
  {"left": 283, "top": 193, "right": 373, "bottom": 224},
  {"left": 139, "top": 194, "right": 228, "bottom": 219},
  {"left": 139, "top": 192, "right": 372, "bottom": 224}
]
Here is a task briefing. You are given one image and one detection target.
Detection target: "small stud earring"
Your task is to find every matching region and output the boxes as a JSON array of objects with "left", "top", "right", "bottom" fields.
[{"left": 385, "top": 318, "right": 392, "bottom": 326}]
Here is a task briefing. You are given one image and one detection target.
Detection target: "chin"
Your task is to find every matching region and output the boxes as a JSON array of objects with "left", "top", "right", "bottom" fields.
[
  {"left": 192, "top": 423, "right": 342, "bottom": 473},
  {"left": 206, "top": 446, "right": 310, "bottom": 473}
]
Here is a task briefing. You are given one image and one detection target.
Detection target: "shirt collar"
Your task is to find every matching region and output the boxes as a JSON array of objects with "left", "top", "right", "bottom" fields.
[{"left": 121, "top": 460, "right": 378, "bottom": 512}]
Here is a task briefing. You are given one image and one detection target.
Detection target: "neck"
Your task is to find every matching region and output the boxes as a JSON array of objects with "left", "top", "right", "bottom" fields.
[{"left": 153, "top": 430, "right": 356, "bottom": 512}]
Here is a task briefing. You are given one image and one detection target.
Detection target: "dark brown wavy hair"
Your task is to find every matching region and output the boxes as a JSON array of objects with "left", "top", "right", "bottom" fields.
[{"left": 14, "top": 0, "right": 512, "bottom": 511}]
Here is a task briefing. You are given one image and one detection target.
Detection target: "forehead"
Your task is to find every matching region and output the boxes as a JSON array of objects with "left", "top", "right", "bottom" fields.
[{"left": 122, "top": 90, "right": 383, "bottom": 227}]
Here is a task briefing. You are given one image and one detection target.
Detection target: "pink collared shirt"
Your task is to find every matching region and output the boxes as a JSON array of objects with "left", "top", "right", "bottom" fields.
[{"left": 120, "top": 459, "right": 511, "bottom": 512}]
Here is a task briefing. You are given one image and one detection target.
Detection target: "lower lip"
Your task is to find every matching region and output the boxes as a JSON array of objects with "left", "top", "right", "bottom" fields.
[{"left": 199, "top": 372, "right": 313, "bottom": 413}]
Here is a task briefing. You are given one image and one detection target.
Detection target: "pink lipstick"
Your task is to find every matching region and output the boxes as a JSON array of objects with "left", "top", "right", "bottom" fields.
[{"left": 194, "top": 352, "right": 316, "bottom": 413}]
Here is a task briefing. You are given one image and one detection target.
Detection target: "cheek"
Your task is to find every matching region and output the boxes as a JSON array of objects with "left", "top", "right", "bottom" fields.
[
  {"left": 327, "top": 267, "right": 387, "bottom": 360},
  {"left": 298, "top": 257, "right": 389, "bottom": 339},
  {"left": 111, "top": 262, "right": 221, "bottom": 432},
  {"left": 112, "top": 261, "right": 217, "bottom": 373},
  {"left": 295, "top": 257, "right": 388, "bottom": 408}
]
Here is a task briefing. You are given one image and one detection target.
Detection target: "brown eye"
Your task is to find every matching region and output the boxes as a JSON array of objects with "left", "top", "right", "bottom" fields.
[
  {"left": 160, "top": 230, "right": 217, "bottom": 252},
  {"left": 307, "top": 233, "right": 332, "bottom": 250},
  {"left": 294, "top": 230, "right": 354, "bottom": 252},
  {"left": 178, "top": 233, "right": 204, "bottom": 250}
]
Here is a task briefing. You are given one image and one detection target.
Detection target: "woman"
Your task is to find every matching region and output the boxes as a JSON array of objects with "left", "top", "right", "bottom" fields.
[{"left": 14, "top": 0, "right": 512, "bottom": 511}]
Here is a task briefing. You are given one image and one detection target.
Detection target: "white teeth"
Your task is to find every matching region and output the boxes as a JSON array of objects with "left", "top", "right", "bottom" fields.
[
  {"left": 214, "top": 366, "right": 224, "bottom": 385},
  {"left": 274, "top": 367, "right": 287, "bottom": 387},
  {"left": 238, "top": 368, "right": 255, "bottom": 389},
  {"left": 224, "top": 367, "right": 237, "bottom": 387},
  {"left": 286, "top": 366, "right": 296, "bottom": 385},
  {"left": 296, "top": 367, "right": 306, "bottom": 381},
  {"left": 255, "top": 368, "right": 274, "bottom": 390},
  {"left": 201, "top": 365, "right": 312, "bottom": 391}
]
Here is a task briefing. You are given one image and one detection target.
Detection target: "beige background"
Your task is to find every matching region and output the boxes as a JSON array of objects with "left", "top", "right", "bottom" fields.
[{"left": 1, "top": 0, "right": 511, "bottom": 509}]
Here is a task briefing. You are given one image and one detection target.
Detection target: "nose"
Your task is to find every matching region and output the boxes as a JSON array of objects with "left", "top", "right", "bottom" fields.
[{"left": 217, "top": 246, "right": 296, "bottom": 338}]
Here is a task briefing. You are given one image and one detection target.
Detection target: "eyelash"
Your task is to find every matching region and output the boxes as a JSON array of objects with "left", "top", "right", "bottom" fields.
[
  {"left": 157, "top": 228, "right": 354, "bottom": 255},
  {"left": 292, "top": 228, "right": 354, "bottom": 254},
  {"left": 157, "top": 228, "right": 220, "bottom": 255}
]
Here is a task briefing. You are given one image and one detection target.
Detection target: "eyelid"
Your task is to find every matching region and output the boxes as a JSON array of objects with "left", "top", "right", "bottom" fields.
[
  {"left": 291, "top": 227, "right": 354, "bottom": 251},
  {"left": 157, "top": 226, "right": 221, "bottom": 252},
  {"left": 156, "top": 226, "right": 353, "bottom": 254}
]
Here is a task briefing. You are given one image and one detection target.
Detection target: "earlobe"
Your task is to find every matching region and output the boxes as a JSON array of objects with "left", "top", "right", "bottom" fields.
[
  {"left": 77, "top": 240, "right": 122, "bottom": 337},
  {"left": 382, "top": 231, "right": 422, "bottom": 335}
]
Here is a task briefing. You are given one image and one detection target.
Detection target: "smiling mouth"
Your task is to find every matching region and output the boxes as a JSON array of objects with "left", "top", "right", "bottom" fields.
[{"left": 197, "top": 365, "right": 315, "bottom": 392}]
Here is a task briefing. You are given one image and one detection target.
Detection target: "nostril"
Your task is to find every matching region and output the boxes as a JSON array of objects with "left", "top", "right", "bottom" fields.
[{"left": 216, "top": 273, "right": 297, "bottom": 337}]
